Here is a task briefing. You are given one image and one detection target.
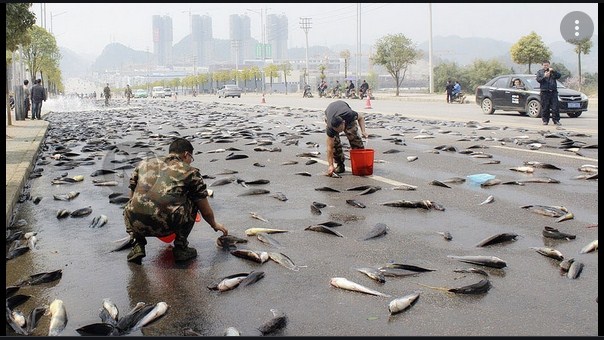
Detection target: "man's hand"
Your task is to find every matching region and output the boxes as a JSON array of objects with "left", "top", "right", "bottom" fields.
[
  {"left": 327, "top": 164, "right": 336, "bottom": 176},
  {"left": 361, "top": 131, "right": 369, "bottom": 139},
  {"left": 212, "top": 222, "right": 228, "bottom": 236}
]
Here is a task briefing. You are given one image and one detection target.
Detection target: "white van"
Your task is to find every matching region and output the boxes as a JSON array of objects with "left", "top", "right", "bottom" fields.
[{"left": 151, "top": 86, "right": 165, "bottom": 98}]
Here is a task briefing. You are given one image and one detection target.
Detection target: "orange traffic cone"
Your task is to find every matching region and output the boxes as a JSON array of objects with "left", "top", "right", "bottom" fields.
[
  {"left": 261, "top": 94, "right": 266, "bottom": 104},
  {"left": 365, "top": 96, "right": 372, "bottom": 109}
]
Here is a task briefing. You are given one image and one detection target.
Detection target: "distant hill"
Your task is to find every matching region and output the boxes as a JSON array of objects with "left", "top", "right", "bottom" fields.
[{"left": 59, "top": 35, "right": 598, "bottom": 77}]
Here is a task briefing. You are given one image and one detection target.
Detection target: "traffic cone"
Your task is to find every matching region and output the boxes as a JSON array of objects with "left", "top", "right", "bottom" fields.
[
  {"left": 365, "top": 96, "right": 372, "bottom": 109},
  {"left": 261, "top": 94, "right": 266, "bottom": 104}
]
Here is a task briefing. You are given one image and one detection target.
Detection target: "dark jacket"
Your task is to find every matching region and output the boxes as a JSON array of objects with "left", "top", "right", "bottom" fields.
[
  {"left": 31, "top": 83, "right": 46, "bottom": 103},
  {"left": 535, "top": 69, "right": 561, "bottom": 92}
]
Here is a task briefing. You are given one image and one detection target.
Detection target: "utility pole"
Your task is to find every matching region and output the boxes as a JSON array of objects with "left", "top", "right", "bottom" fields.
[
  {"left": 356, "top": 4, "right": 361, "bottom": 94},
  {"left": 299, "top": 17, "right": 312, "bottom": 89},
  {"left": 428, "top": 3, "right": 434, "bottom": 93}
]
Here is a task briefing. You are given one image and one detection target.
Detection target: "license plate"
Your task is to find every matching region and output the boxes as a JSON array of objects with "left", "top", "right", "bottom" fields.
[{"left": 568, "top": 102, "right": 581, "bottom": 108}]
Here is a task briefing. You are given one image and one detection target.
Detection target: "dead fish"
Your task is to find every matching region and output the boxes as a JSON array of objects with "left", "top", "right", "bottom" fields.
[
  {"left": 429, "top": 180, "right": 451, "bottom": 188},
  {"left": 318, "top": 221, "right": 343, "bottom": 228},
  {"left": 76, "top": 323, "right": 120, "bottom": 336},
  {"left": 357, "top": 186, "right": 382, "bottom": 195},
  {"left": 521, "top": 205, "right": 568, "bottom": 217},
  {"left": 346, "top": 199, "right": 366, "bottom": 208},
  {"left": 225, "top": 154, "right": 249, "bottom": 160},
  {"left": 223, "top": 326, "right": 241, "bottom": 336},
  {"left": 56, "top": 209, "right": 71, "bottom": 219},
  {"left": 559, "top": 258, "right": 575, "bottom": 272},
  {"left": 415, "top": 279, "right": 491, "bottom": 294},
  {"left": 100, "top": 298, "right": 119, "bottom": 325},
  {"left": 378, "top": 267, "right": 421, "bottom": 277},
  {"left": 579, "top": 240, "right": 598, "bottom": 254},
  {"left": 510, "top": 166, "right": 534, "bottom": 173},
  {"left": 329, "top": 277, "right": 391, "bottom": 297},
  {"left": 91, "top": 169, "right": 117, "bottom": 177},
  {"left": 271, "top": 192, "right": 288, "bottom": 201},
  {"left": 312, "top": 201, "right": 327, "bottom": 208},
  {"left": 442, "top": 177, "right": 466, "bottom": 184},
  {"left": 115, "top": 302, "right": 154, "bottom": 333},
  {"left": 258, "top": 309, "right": 288, "bottom": 335},
  {"left": 239, "top": 270, "right": 265, "bottom": 287},
  {"left": 210, "top": 177, "right": 236, "bottom": 187},
  {"left": 216, "top": 235, "right": 248, "bottom": 250},
  {"left": 482, "top": 160, "right": 501, "bottom": 164},
  {"left": 230, "top": 249, "right": 269, "bottom": 263},
  {"left": 15, "top": 269, "right": 63, "bottom": 286},
  {"left": 480, "top": 178, "right": 502, "bottom": 187},
  {"left": 237, "top": 188, "right": 270, "bottom": 196},
  {"left": 294, "top": 171, "right": 312, "bottom": 177},
  {"left": 567, "top": 261, "right": 584, "bottom": 279},
  {"left": 47, "top": 299, "right": 67, "bottom": 336},
  {"left": 250, "top": 212, "right": 269, "bottom": 222},
  {"left": 26, "top": 306, "right": 47, "bottom": 335},
  {"left": 109, "top": 196, "right": 130, "bottom": 204},
  {"left": 479, "top": 195, "right": 494, "bottom": 205},
  {"left": 89, "top": 215, "right": 108, "bottom": 228},
  {"left": 244, "top": 227, "right": 288, "bottom": 236},
  {"left": 392, "top": 183, "right": 418, "bottom": 191},
  {"left": 362, "top": 223, "right": 389, "bottom": 240},
  {"left": 281, "top": 160, "right": 298, "bottom": 165},
  {"left": 131, "top": 301, "right": 169, "bottom": 331},
  {"left": 315, "top": 186, "right": 341, "bottom": 192},
  {"left": 53, "top": 191, "right": 80, "bottom": 201},
  {"left": 388, "top": 291, "right": 420, "bottom": 314},
  {"left": 475, "top": 233, "right": 518, "bottom": 247},
  {"left": 208, "top": 273, "right": 249, "bottom": 291},
  {"left": 516, "top": 177, "right": 561, "bottom": 184},
  {"left": 530, "top": 246, "right": 564, "bottom": 261},
  {"left": 447, "top": 255, "right": 507, "bottom": 268},
  {"left": 437, "top": 231, "right": 453, "bottom": 241},
  {"left": 310, "top": 204, "right": 322, "bottom": 215},
  {"left": 382, "top": 263, "right": 435, "bottom": 272},
  {"left": 355, "top": 267, "right": 386, "bottom": 283},
  {"left": 254, "top": 232, "right": 282, "bottom": 248},
  {"left": 542, "top": 226, "right": 576, "bottom": 240},
  {"left": 453, "top": 267, "right": 489, "bottom": 276},
  {"left": 524, "top": 161, "right": 562, "bottom": 170},
  {"left": 92, "top": 180, "right": 119, "bottom": 186},
  {"left": 556, "top": 212, "right": 574, "bottom": 223},
  {"left": 111, "top": 236, "right": 136, "bottom": 252},
  {"left": 6, "top": 294, "right": 31, "bottom": 310},
  {"left": 243, "top": 179, "right": 270, "bottom": 185},
  {"left": 304, "top": 225, "right": 344, "bottom": 237},
  {"left": 268, "top": 252, "right": 301, "bottom": 271}
]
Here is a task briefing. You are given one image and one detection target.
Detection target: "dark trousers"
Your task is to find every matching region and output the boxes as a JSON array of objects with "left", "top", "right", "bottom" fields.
[
  {"left": 23, "top": 99, "right": 30, "bottom": 117},
  {"left": 333, "top": 121, "right": 365, "bottom": 165},
  {"left": 31, "top": 101, "right": 42, "bottom": 119},
  {"left": 540, "top": 91, "right": 560, "bottom": 123},
  {"left": 446, "top": 92, "right": 452, "bottom": 103}
]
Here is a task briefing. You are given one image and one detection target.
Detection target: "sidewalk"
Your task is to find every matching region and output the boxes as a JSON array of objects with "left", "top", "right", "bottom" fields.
[{"left": 5, "top": 115, "right": 49, "bottom": 227}]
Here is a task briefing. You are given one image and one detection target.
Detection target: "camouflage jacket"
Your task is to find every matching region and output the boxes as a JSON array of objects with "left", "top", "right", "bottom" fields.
[{"left": 124, "top": 154, "right": 208, "bottom": 230}]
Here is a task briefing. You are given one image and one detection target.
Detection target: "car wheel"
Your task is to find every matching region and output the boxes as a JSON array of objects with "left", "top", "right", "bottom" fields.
[
  {"left": 567, "top": 112, "right": 582, "bottom": 118},
  {"left": 237, "top": 95, "right": 241, "bottom": 98},
  {"left": 481, "top": 98, "right": 494, "bottom": 114},
  {"left": 526, "top": 100, "right": 541, "bottom": 118}
]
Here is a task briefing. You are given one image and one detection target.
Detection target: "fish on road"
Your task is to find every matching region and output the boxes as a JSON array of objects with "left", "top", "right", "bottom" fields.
[
  {"left": 329, "top": 277, "right": 391, "bottom": 297},
  {"left": 388, "top": 291, "right": 420, "bottom": 315}
]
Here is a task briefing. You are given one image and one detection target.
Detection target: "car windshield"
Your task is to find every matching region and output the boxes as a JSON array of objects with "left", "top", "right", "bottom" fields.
[{"left": 524, "top": 76, "right": 566, "bottom": 89}]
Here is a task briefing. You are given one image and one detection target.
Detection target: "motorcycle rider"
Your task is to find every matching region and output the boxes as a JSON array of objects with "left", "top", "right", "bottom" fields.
[
  {"left": 346, "top": 80, "right": 355, "bottom": 98},
  {"left": 452, "top": 81, "right": 462, "bottom": 102},
  {"left": 303, "top": 83, "right": 312, "bottom": 98},
  {"left": 332, "top": 80, "right": 342, "bottom": 98},
  {"left": 359, "top": 80, "right": 369, "bottom": 99}
]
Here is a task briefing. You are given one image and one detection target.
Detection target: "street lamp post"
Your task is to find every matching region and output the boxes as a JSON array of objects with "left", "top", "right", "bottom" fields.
[
  {"left": 50, "top": 11, "right": 67, "bottom": 34},
  {"left": 247, "top": 8, "right": 269, "bottom": 93},
  {"left": 299, "top": 17, "right": 312, "bottom": 89}
]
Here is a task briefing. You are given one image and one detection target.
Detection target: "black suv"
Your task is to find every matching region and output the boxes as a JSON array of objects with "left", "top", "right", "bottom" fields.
[{"left": 475, "top": 74, "right": 588, "bottom": 118}]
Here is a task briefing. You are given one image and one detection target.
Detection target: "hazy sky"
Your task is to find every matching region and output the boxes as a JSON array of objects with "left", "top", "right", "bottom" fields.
[{"left": 33, "top": 3, "right": 598, "bottom": 57}]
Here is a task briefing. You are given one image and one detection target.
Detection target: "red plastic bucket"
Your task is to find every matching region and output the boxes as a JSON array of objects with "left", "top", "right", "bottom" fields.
[
  {"left": 350, "top": 149, "right": 374, "bottom": 176},
  {"left": 157, "top": 212, "right": 201, "bottom": 243}
]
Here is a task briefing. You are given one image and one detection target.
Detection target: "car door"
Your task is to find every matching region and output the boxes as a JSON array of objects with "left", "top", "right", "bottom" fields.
[{"left": 491, "top": 76, "right": 512, "bottom": 109}]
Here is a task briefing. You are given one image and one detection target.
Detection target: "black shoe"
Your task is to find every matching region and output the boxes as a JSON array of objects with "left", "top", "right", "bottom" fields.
[
  {"left": 127, "top": 243, "right": 146, "bottom": 264},
  {"left": 335, "top": 163, "right": 345, "bottom": 174},
  {"left": 173, "top": 246, "right": 197, "bottom": 262},
  {"left": 554, "top": 121, "right": 561, "bottom": 126}
]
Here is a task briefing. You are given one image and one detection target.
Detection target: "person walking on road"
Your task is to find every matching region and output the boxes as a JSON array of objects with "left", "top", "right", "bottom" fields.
[
  {"left": 324, "top": 100, "right": 368, "bottom": 176},
  {"left": 30, "top": 79, "right": 46, "bottom": 120},
  {"left": 103, "top": 83, "right": 111, "bottom": 106},
  {"left": 123, "top": 137, "right": 229, "bottom": 264},
  {"left": 445, "top": 80, "right": 454, "bottom": 103},
  {"left": 124, "top": 84, "right": 133, "bottom": 105},
  {"left": 536, "top": 60, "right": 562, "bottom": 126},
  {"left": 22, "top": 79, "right": 31, "bottom": 119}
]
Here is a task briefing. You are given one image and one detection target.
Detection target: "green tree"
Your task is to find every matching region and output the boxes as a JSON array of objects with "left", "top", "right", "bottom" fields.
[
  {"left": 550, "top": 62, "right": 571, "bottom": 82},
  {"left": 464, "top": 59, "right": 508, "bottom": 92},
  {"left": 340, "top": 49, "right": 351, "bottom": 79},
  {"left": 22, "top": 25, "right": 61, "bottom": 86},
  {"left": 318, "top": 64, "right": 326, "bottom": 81},
  {"left": 510, "top": 31, "right": 551, "bottom": 73},
  {"left": 280, "top": 62, "right": 292, "bottom": 95},
  {"left": 433, "top": 62, "right": 463, "bottom": 94},
  {"left": 264, "top": 64, "right": 279, "bottom": 92},
  {"left": 371, "top": 33, "right": 422, "bottom": 96},
  {"left": 569, "top": 38, "right": 592, "bottom": 91}
]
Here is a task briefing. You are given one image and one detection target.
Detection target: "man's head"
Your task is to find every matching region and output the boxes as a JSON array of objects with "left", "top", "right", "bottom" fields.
[
  {"left": 36, "top": 79, "right": 41, "bottom": 84},
  {"left": 330, "top": 115, "right": 345, "bottom": 133},
  {"left": 169, "top": 138, "right": 194, "bottom": 163},
  {"left": 542, "top": 60, "right": 551, "bottom": 69},
  {"left": 24, "top": 80, "right": 29, "bottom": 86}
]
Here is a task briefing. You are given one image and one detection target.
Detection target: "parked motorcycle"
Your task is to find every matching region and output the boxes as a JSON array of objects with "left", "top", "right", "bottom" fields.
[{"left": 451, "top": 92, "right": 466, "bottom": 104}]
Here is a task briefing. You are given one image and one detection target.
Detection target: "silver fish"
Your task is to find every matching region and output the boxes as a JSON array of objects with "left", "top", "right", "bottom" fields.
[
  {"left": 355, "top": 267, "right": 386, "bottom": 283},
  {"left": 479, "top": 195, "right": 494, "bottom": 205},
  {"left": 305, "top": 225, "right": 344, "bottom": 237},
  {"left": 362, "top": 223, "right": 389, "bottom": 240},
  {"left": 530, "top": 246, "right": 564, "bottom": 261},
  {"left": 237, "top": 188, "right": 270, "bottom": 196},
  {"left": 330, "top": 277, "right": 391, "bottom": 297},
  {"left": 256, "top": 232, "right": 282, "bottom": 247},
  {"left": 207, "top": 273, "right": 248, "bottom": 291},
  {"left": 53, "top": 191, "right": 80, "bottom": 201},
  {"left": 70, "top": 206, "right": 93, "bottom": 218},
  {"left": 245, "top": 227, "right": 288, "bottom": 236},
  {"left": 559, "top": 258, "right": 575, "bottom": 272},
  {"left": 250, "top": 212, "right": 269, "bottom": 222},
  {"left": 101, "top": 298, "right": 119, "bottom": 323},
  {"left": 475, "top": 233, "right": 518, "bottom": 247},
  {"left": 567, "top": 261, "right": 584, "bottom": 279},
  {"left": 453, "top": 267, "right": 489, "bottom": 276},
  {"left": 579, "top": 240, "right": 598, "bottom": 254},
  {"left": 392, "top": 183, "right": 417, "bottom": 191},
  {"left": 437, "top": 231, "right": 453, "bottom": 241},
  {"left": 230, "top": 249, "right": 269, "bottom": 263},
  {"left": 132, "top": 301, "right": 169, "bottom": 331},
  {"left": 346, "top": 199, "right": 366, "bottom": 208},
  {"left": 225, "top": 326, "right": 241, "bottom": 336},
  {"left": 239, "top": 271, "right": 265, "bottom": 287},
  {"left": 268, "top": 252, "right": 300, "bottom": 271},
  {"left": 47, "top": 299, "right": 67, "bottom": 336},
  {"left": 258, "top": 309, "right": 287, "bottom": 335},
  {"left": 388, "top": 291, "right": 420, "bottom": 314},
  {"left": 447, "top": 255, "right": 507, "bottom": 269},
  {"left": 89, "top": 215, "right": 108, "bottom": 228}
]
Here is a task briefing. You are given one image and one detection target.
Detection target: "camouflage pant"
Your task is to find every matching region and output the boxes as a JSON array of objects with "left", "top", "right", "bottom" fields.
[
  {"left": 333, "top": 121, "right": 365, "bottom": 165},
  {"left": 124, "top": 207, "right": 195, "bottom": 248}
]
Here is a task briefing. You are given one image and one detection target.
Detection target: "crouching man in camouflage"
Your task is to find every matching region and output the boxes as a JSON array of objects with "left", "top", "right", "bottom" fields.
[
  {"left": 124, "top": 137, "right": 229, "bottom": 264},
  {"left": 325, "top": 100, "right": 368, "bottom": 176}
]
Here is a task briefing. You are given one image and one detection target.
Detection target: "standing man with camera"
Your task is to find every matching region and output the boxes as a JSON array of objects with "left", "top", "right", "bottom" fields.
[{"left": 536, "top": 60, "right": 562, "bottom": 126}]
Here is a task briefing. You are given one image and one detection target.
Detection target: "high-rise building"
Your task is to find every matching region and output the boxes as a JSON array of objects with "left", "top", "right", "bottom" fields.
[
  {"left": 266, "top": 14, "right": 288, "bottom": 61},
  {"left": 192, "top": 14, "right": 213, "bottom": 68},
  {"left": 152, "top": 15, "right": 173, "bottom": 66},
  {"left": 229, "top": 14, "right": 252, "bottom": 65}
]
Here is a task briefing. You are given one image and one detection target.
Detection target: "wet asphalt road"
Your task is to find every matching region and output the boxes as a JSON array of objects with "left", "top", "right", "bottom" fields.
[{"left": 6, "top": 95, "right": 598, "bottom": 336}]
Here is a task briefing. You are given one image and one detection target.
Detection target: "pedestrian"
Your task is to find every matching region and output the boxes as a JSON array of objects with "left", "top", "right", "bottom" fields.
[
  {"left": 124, "top": 84, "right": 133, "bottom": 105},
  {"left": 23, "top": 79, "right": 31, "bottom": 119},
  {"left": 360, "top": 80, "right": 369, "bottom": 99},
  {"left": 123, "top": 137, "right": 229, "bottom": 264},
  {"left": 30, "top": 79, "right": 46, "bottom": 120},
  {"left": 535, "top": 60, "right": 562, "bottom": 126},
  {"left": 445, "top": 80, "right": 454, "bottom": 103},
  {"left": 324, "top": 100, "right": 369, "bottom": 176},
  {"left": 103, "top": 83, "right": 111, "bottom": 106}
]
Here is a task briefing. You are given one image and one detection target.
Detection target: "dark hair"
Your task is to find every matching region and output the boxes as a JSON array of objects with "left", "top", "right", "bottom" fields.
[
  {"left": 23, "top": 79, "right": 29, "bottom": 85},
  {"left": 169, "top": 138, "right": 193, "bottom": 154},
  {"left": 543, "top": 60, "right": 550, "bottom": 64},
  {"left": 331, "top": 115, "right": 344, "bottom": 129}
]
